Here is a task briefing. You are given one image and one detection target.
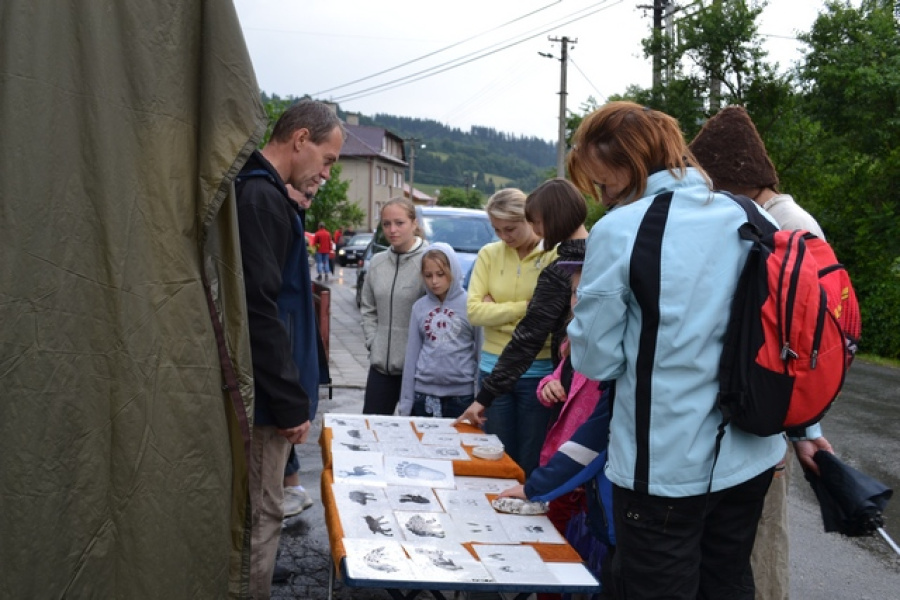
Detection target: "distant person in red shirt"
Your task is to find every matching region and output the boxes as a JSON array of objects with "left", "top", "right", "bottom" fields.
[
  {"left": 333, "top": 227, "right": 343, "bottom": 247},
  {"left": 313, "top": 222, "right": 333, "bottom": 281}
]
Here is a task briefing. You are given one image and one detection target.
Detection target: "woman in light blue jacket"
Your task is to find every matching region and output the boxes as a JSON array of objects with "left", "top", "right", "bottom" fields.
[{"left": 566, "top": 102, "right": 784, "bottom": 599}]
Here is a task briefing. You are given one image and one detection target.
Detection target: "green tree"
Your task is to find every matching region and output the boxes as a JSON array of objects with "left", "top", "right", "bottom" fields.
[
  {"left": 260, "top": 93, "right": 309, "bottom": 145},
  {"left": 635, "top": 0, "right": 779, "bottom": 137},
  {"left": 306, "top": 164, "right": 364, "bottom": 232},
  {"left": 793, "top": 0, "right": 900, "bottom": 356},
  {"left": 436, "top": 186, "right": 485, "bottom": 209}
]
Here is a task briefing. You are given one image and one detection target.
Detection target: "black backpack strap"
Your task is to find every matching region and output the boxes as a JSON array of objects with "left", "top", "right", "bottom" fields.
[
  {"left": 707, "top": 189, "right": 777, "bottom": 495},
  {"left": 720, "top": 190, "right": 779, "bottom": 239},
  {"left": 235, "top": 168, "right": 277, "bottom": 187}
]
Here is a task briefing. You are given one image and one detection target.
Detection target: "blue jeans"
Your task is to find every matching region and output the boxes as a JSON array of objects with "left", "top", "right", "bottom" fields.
[
  {"left": 315, "top": 252, "right": 331, "bottom": 275},
  {"left": 480, "top": 371, "right": 553, "bottom": 478},
  {"left": 411, "top": 392, "right": 473, "bottom": 420}
]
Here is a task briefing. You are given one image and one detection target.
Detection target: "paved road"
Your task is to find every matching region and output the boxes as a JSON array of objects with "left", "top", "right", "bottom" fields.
[
  {"left": 272, "top": 266, "right": 900, "bottom": 599},
  {"left": 787, "top": 359, "right": 900, "bottom": 599}
]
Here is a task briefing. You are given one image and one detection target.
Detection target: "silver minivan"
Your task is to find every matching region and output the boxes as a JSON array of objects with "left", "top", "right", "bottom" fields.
[{"left": 355, "top": 206, "right": 497, "bottom": 307}]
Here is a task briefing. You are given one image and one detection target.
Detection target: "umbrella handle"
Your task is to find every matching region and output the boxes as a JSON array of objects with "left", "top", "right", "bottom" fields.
[{"left": 877, "top": 527, "right": 900, "bottom": 558}]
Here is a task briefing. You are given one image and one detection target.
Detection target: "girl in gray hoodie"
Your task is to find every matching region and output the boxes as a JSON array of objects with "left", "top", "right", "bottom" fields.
[{"left": 398, "top": 243, "right": 481, "bottom": 418}]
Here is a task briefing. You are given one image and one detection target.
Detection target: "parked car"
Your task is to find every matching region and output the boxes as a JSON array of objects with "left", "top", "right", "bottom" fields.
[
  {"left": 355, "top": 206, "right": 498, "bottom": 307},
  {"left": 337, "top": 232, "right": 373, "bottom": 267}
]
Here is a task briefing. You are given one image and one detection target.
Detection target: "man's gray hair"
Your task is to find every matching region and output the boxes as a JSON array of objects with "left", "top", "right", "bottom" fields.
[{"left": 270, "top": 99, "right": 345, "bottom": 144}]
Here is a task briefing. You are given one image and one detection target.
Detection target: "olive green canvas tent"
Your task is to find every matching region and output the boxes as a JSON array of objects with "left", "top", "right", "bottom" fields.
[{"left": 0, "top": 2, "right": 265, "bottom": 597}]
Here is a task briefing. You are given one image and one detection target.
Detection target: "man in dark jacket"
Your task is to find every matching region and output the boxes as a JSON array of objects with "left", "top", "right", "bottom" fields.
[{"left": 235, "top": 100, "right": 343, "bottom": 598}]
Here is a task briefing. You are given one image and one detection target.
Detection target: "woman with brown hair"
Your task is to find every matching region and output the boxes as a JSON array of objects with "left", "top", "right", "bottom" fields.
[{"left": 566, "top": 102, "right": 784, "bottom": 599}]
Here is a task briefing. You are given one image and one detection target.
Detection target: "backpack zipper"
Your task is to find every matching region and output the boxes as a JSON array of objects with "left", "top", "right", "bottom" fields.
[
  {"left": 811, "top": 286, "right": 827, "bottom": 368},
  {"left": 779, "top": 232, "right": 802, "bottom": 365}
]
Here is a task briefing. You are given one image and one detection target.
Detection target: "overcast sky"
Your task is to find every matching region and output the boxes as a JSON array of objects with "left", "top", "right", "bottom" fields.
[{"left": 233, "top": 0, "right": 832, "bottom": 142}]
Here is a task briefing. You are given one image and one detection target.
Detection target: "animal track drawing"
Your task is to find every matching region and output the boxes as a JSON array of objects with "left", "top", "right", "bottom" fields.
[{"left": 363, "top": 515, "right": 393, "bottom": 536}]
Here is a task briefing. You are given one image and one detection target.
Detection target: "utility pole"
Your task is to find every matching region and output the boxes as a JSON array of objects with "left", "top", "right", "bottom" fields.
[
  {"left": 665, "top": 1, "right": 676, "bottom": 85},
  {"left": 708, "top": 0, "right": 722, "bottom": 112},
  {"left": 405, "top": 137, "right": 420, "bottom": 203},
  {"left": 545, "top": 36, "right": 576, "bottom": 178},
  {"left": 637, "top": 0, "right": 671, "bottom": 92}
]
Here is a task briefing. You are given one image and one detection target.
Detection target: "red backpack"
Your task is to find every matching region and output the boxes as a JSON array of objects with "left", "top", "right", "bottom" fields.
[{"left": 717, "top": 194, "right": 861, "bottom": 436}]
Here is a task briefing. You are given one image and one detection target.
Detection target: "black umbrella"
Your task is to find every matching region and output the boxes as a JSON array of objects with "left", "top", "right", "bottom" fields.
[{"left": 804, "top": 450, "right": 899, "bottom": 556}]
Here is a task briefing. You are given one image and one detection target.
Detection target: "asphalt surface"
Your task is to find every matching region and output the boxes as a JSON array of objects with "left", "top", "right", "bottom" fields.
[{"left": 271, "top": 266, "right": 900, "bottom": 600}]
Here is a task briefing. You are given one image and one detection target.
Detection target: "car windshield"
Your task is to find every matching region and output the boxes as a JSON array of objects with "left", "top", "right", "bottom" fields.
[
  {"left": 422, "top": 215, "right": 497, "bottom": 253},
  {"left": 347, "top": 234, "right": 372, "bottom": 246}
]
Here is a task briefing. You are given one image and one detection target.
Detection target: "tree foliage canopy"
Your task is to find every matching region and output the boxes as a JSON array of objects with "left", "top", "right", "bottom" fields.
[
  {"left": 574, "top": 0, "right": 900, "bottom": 357},
  {"left": 435, "top": 186, "right": 485, "bottom": 209},
  {"left": 306, "top": 163, "right": 365, "bottom": 232}
]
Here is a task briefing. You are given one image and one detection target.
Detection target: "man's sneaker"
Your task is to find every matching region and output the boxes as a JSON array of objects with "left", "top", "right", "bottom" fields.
[{"left": 283, "top": 487, "right": 314, "bottom": 517}]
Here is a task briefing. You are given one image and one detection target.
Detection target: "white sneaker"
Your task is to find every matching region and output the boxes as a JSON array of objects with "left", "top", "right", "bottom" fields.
[{"left": 283, "top": 487, "right": 314, "bottom": 517}]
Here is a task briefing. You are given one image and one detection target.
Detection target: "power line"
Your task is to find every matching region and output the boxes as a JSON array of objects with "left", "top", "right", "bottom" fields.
[
  {"left": 312, "top": 1, "right": 563, "bottom": 96},
  {"left": 330, "top": 1, "right": 622, "bottom": 104},
  {"left": 569, "top": 57, "right": 608, "bottom": 103},
  {"left": 440, "top": 60, "right": 535, "bottom": 126}
]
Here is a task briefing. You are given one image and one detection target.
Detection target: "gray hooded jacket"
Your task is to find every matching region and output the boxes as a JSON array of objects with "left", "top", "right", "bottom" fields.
[
  {"left": 398, "top": 243, "right": 482, "bottom": 415},
  {"left": 360, "top": 237, "right": 427, "bottom": 376}
]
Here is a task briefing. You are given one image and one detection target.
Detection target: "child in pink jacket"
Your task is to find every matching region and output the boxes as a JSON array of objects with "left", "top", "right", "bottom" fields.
[
  {"left": 537, "top": 340, "right": 602, "bottom": 467},
  {"left": 537, "top": 338, "right": 602, "bottom": 536},
  {"left": 535, "top": 262, "right": 602, "bottom": 536}
]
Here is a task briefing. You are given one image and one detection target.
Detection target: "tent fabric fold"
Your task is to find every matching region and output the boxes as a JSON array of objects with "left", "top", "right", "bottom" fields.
[{"left": 0, "top": 1, "right": 265, "bottom": 597}]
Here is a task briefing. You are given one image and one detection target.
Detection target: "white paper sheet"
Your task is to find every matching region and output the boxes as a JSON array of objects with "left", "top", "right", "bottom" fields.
[
  {"left": 472, "top": 544, "right": 559, "bottom": 585},
  {"left": 324, "top": 414, "right": 369, "bottom": 429},
  {"left": 394, "top": 510, "right": 461, "bottom": 543},
  {"left": 331, "top": 483, "right": 389, "bottom": 510},
  {"left": 419, "top": 431, "right": 462, "bottom": 446},
  {"left": 343, "top": 538, "right": 415, "bottom": 580},
  {"left": 448, "top": 510, "right": 512, "bottom": 544},
  {"left": 332, "top": 450, "right": 386, "bottom": 486},
  {"left": 338, "top": 505, "right": 404, "bottom": 540},
  {"left": 384, "top": 485, "right": 442, "bottom": 512},
  {"left": 384, "top": 456, "right": 456, "bottom": 489},
  {"left": 423, "top": 444, "right": 471, "bottom": 461},
  {"left": 435, "top": 489, "right": 495, "bottom": 513},
  {"left": 496, "top": 513, "right": 567, "bottom": 544},
  {"left": 402, "top": 540, "right": 494, "bottom": 583},
  {"left": 453, "top": 476, "right": 521, "bottom": 494},
  {"left": 330, "top": 426, "right": 378, "bottom": 443}
]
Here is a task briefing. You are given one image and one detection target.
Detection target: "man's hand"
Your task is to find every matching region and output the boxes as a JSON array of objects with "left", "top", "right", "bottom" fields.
[
  {"left": 540, "top": 380, "right": 566, "bottom": 404},
  {"left": 278, "top": 420, "right": 311, "bottom": 445},
  {"left": 793, "top": 436, "right": 834, "bottom": 475},
  {"left": 453, "top": 401, "right": 487, "bottom": 427}
]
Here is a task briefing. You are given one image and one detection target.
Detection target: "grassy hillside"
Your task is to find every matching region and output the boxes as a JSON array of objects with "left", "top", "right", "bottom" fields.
[{"left": 360, "top": 113, "right": 556, "bottom": 193}]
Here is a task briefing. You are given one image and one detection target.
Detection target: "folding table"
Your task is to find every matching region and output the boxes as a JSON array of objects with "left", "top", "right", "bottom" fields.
[{"left": 319, "top": 416, "right": 603, "bottom": 600}]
